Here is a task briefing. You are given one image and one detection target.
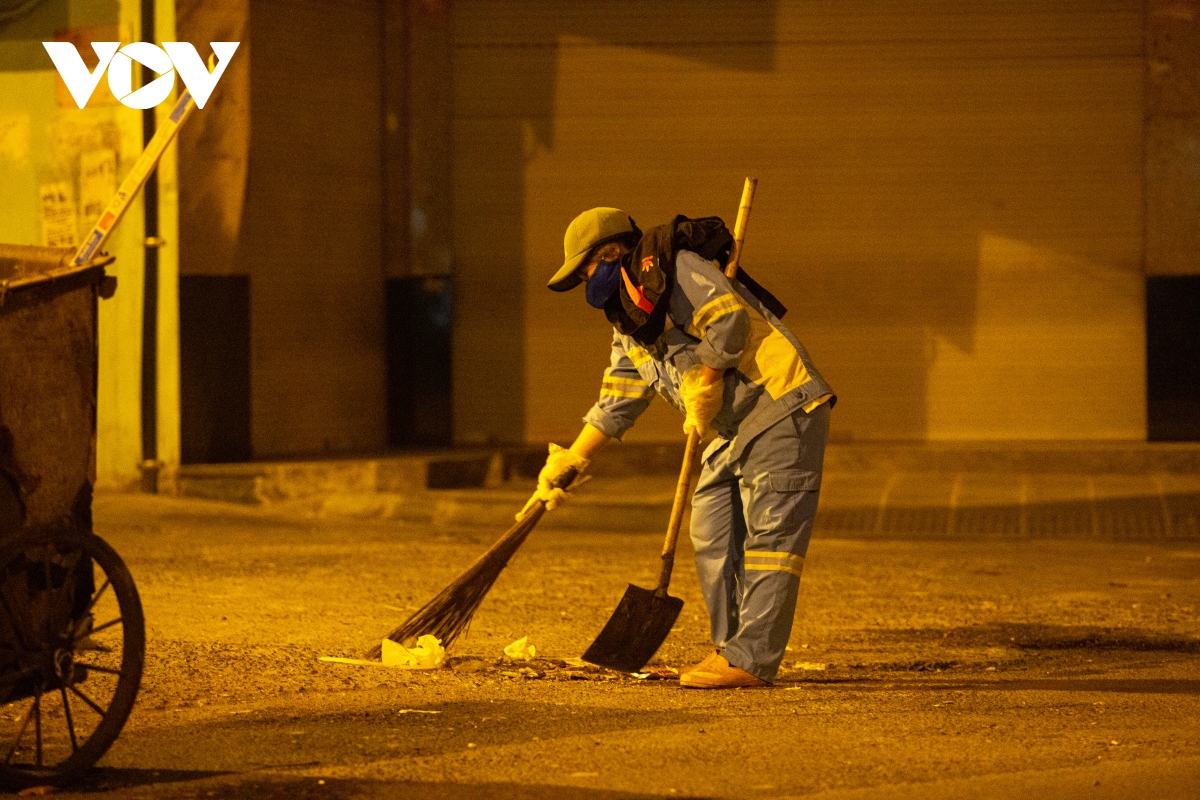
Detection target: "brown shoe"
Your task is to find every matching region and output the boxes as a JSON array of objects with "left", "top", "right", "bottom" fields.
[
  {"left": 679, "top": 655, "right": 767, "bottom": 689},
  {"left": 679, "top": 649, "right": 721, "bottom": 679}
]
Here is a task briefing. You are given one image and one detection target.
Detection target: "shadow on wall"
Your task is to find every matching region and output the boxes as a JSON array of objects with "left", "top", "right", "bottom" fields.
[
  {"left": 452, "top": 1, "right": 779, "bottom": 446},
  {"left": 459, "top": 1, "right": 1145, "bottom": 445},
  {"left": 923, "top": 233, "right": 1145, "bottom": 441}
]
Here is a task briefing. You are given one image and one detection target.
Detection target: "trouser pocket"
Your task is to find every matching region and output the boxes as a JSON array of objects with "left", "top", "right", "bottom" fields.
[{"left": 745, "top": 469, "right": 822, "bottom": 547}]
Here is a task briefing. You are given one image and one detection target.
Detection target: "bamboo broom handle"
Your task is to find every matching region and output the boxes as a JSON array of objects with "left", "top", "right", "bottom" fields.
[
  {"left": 654, "top": 177, "right": 758, "bottom": 596},
  {"left": 726, "top": 177, "right": 757, "bottom": 280}
]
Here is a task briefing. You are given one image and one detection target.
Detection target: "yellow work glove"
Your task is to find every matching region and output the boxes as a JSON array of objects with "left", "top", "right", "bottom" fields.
[
  {"left": 680, "top": 365, "right": 724, "bottom": 437},
  {"left": 517, "top": 443, "right": 590, "bottom": 519}
]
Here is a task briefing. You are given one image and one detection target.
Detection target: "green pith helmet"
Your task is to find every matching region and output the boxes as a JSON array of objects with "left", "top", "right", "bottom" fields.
[{"left": 548, "top": 207, "right": 639, "bottom": 292}]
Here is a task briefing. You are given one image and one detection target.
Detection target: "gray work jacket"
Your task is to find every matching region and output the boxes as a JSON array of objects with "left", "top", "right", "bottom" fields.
[{"left": 583, "top": 249, "right": 835, "bottom": 462}]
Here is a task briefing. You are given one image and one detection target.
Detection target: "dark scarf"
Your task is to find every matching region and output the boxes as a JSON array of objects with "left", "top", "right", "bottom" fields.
[{"left": 605, "top": 215, "right": 787, "bottom": 345}]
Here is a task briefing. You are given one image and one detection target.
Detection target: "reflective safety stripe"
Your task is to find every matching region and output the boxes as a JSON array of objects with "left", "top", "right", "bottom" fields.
[
  {"left": 601, "top": 372, "right": 653, "bottom": 400},
  {"left": 627, "top": 346, "right": 653, "bottom": 367},
  {"left": 744, "top": 551, "right": 804, "bottom": 578},
  {"left": 745, "top": 551, "right": 804, "bottom": 566},
  {"left": 687, "top": 293, "right": 745, "bottom": 339}
]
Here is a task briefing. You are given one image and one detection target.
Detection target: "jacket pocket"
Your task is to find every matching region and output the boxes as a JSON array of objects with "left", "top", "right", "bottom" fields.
[
  {"left": 660, "top": 327, "right": 700, "bottom": 374},
  {"left": 635, "top": 359, "right": 660, "bottom": 389},
  {"left": 769, "top": 470, "right": 822, "bottom": 492}
]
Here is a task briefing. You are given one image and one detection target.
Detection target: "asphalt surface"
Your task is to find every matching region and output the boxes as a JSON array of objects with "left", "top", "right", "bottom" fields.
[{"left": 29, "top": 492, "right": 1200, "bottom": 798}]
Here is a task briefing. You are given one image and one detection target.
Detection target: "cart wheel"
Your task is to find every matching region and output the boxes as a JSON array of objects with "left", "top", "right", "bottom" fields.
[{"left": 0, "top": 530, "right": 144, "bottom": 788}]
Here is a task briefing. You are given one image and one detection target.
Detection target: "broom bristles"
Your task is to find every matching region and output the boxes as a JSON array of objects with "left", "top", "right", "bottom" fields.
[{"left": 364, "top": 502, "right": 547, "bottom": 659}]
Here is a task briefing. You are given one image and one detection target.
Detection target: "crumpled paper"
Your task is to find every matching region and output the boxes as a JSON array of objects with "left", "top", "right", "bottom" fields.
[
  {"left": 319, "top": 634, "right": 446, "bottom": 669},
  {"left": 503, "top": 636, "right": 537, "bottom": 660},
  {"left": 382, "top": 635, "right": 446, "bottom": 668}
]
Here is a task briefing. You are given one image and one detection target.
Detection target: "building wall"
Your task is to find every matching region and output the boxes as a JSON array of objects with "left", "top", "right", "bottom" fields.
[
  {"left": 178, "top": 0, "right": 388, "bottom": 460},
  {"left": 244, "top": 0, "right": 386, "bottom": 459},
  {"left": 0, "top": 0, "right": 181, "bottom": 489},
  {"left": 1144, "top": 1, "right": 1200, "bottom": 440},
  {"left": 401, "top": 0, "right": 454, "bottom": 280},
  {"left": 1145, "top": 0, "right": 1200, "bottom": 277},
  {"left": 6, "top": 2, "right": 1172, "bottom": 471},
  {"left": 453, "top": 0, "right": 1147, "bottom": 445}
]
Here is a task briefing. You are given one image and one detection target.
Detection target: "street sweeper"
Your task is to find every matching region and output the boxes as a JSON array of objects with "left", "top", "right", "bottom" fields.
[{"left": 529, "top": 207, "right": 835, "bottom": 689}]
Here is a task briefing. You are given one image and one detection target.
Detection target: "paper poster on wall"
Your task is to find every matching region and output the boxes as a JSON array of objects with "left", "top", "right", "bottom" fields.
[
  {"left": 40, "top": 181, "right": 78, "bottom": 248},
  {"left": 80, "top": 148, "right": 118, "bottom": 227},
  {"left": 52, "top": 25, "right": 130, "bottom": 109},
  {"left": 0, "top": 114, "right": 30, "bottom": 163}
]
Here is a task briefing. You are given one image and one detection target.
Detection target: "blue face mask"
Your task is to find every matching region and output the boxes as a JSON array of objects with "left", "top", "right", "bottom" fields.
[{"left": 585, "top": 259, "right": 623, "bottom": 309}]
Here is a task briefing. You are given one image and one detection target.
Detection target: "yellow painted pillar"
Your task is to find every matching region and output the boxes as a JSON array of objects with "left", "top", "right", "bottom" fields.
[
  {"left": 0, "top": 1, "right": 176, "bottom": 490},
  {"left": 92, "top": 0, "right": 181, "bottom": 491},
  {"left": 153, "top": 0, "right": 182, "bottom": 486}
]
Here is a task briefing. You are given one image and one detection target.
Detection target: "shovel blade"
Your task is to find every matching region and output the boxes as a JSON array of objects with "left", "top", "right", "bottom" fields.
[{"left": 581, "top": 584, "right": 684, "bottom": 673}]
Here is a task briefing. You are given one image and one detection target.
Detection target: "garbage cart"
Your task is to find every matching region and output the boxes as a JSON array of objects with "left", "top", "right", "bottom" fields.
[{"left": 0, "top": 243, "right": 144, "bottom": 788}]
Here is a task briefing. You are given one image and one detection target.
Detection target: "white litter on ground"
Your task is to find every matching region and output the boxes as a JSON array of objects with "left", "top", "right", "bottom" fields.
[
  {"left": 503, "top": 636, "right": 537, "bottom": 660},
  {"left": 318, "top": 634, "right": 446, "bottom": 669},
  {"left": 382, "top": 635, "right": 446, "bottom": 668}
]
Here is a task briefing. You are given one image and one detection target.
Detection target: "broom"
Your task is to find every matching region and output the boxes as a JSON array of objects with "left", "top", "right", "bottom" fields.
[
  {"left": 364, "top": 470, "right": 578, "bottom": 659},
  {"left": 366, "top": 181, "right": 754, "bottom": 660}
]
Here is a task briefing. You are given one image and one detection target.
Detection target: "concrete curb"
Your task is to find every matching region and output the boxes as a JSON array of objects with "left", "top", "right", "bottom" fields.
[
  {"left": 292, "top": 472, "right": 1200, "bottom": 540},
  {"left": 164, "top": 443, "right": 1200, "bottom": 539},
  {"left": 173, "top": 452, "right": 500, "bottom": 505},
  {"left": 311, "top": 486, "right": 677, "bottom": 533}
]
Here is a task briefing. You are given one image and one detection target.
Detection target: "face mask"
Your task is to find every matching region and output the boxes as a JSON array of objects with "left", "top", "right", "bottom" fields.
[{"left": 585, "top": 259, "right": 623, "bottom": 309}]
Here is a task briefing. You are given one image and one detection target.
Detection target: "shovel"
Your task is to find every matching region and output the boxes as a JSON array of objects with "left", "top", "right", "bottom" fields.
[
  {"left": 580, "top": 428, "right": 701, "bottom": 673},
  {"left": 581, "top": 177, "right": 758, "bottom": 674}
]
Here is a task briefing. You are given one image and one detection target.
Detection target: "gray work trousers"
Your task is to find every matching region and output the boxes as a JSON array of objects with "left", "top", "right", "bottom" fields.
[{"left": 689, "top": 402, "right": 830, "bottom": 683}]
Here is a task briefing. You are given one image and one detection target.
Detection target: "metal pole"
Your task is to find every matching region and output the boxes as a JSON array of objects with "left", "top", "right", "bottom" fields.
[{"left": 139, "top": 0, "right": 160, "bottom": 493}]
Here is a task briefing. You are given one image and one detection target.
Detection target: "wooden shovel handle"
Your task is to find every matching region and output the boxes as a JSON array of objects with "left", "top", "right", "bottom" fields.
[
  {"left": 655, "top": 177, "right": 759, "bottom": 595},
  {"left": 655, "top": 429, "right": 702, "bottom": 594},
  {"left": 726, "top": 177, "right": 757, "bottom": 279}
]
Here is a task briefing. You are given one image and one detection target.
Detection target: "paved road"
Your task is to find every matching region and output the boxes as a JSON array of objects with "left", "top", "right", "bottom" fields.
[{"left": 42, "top": 493, "right": 1200, "bottom": 798}]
